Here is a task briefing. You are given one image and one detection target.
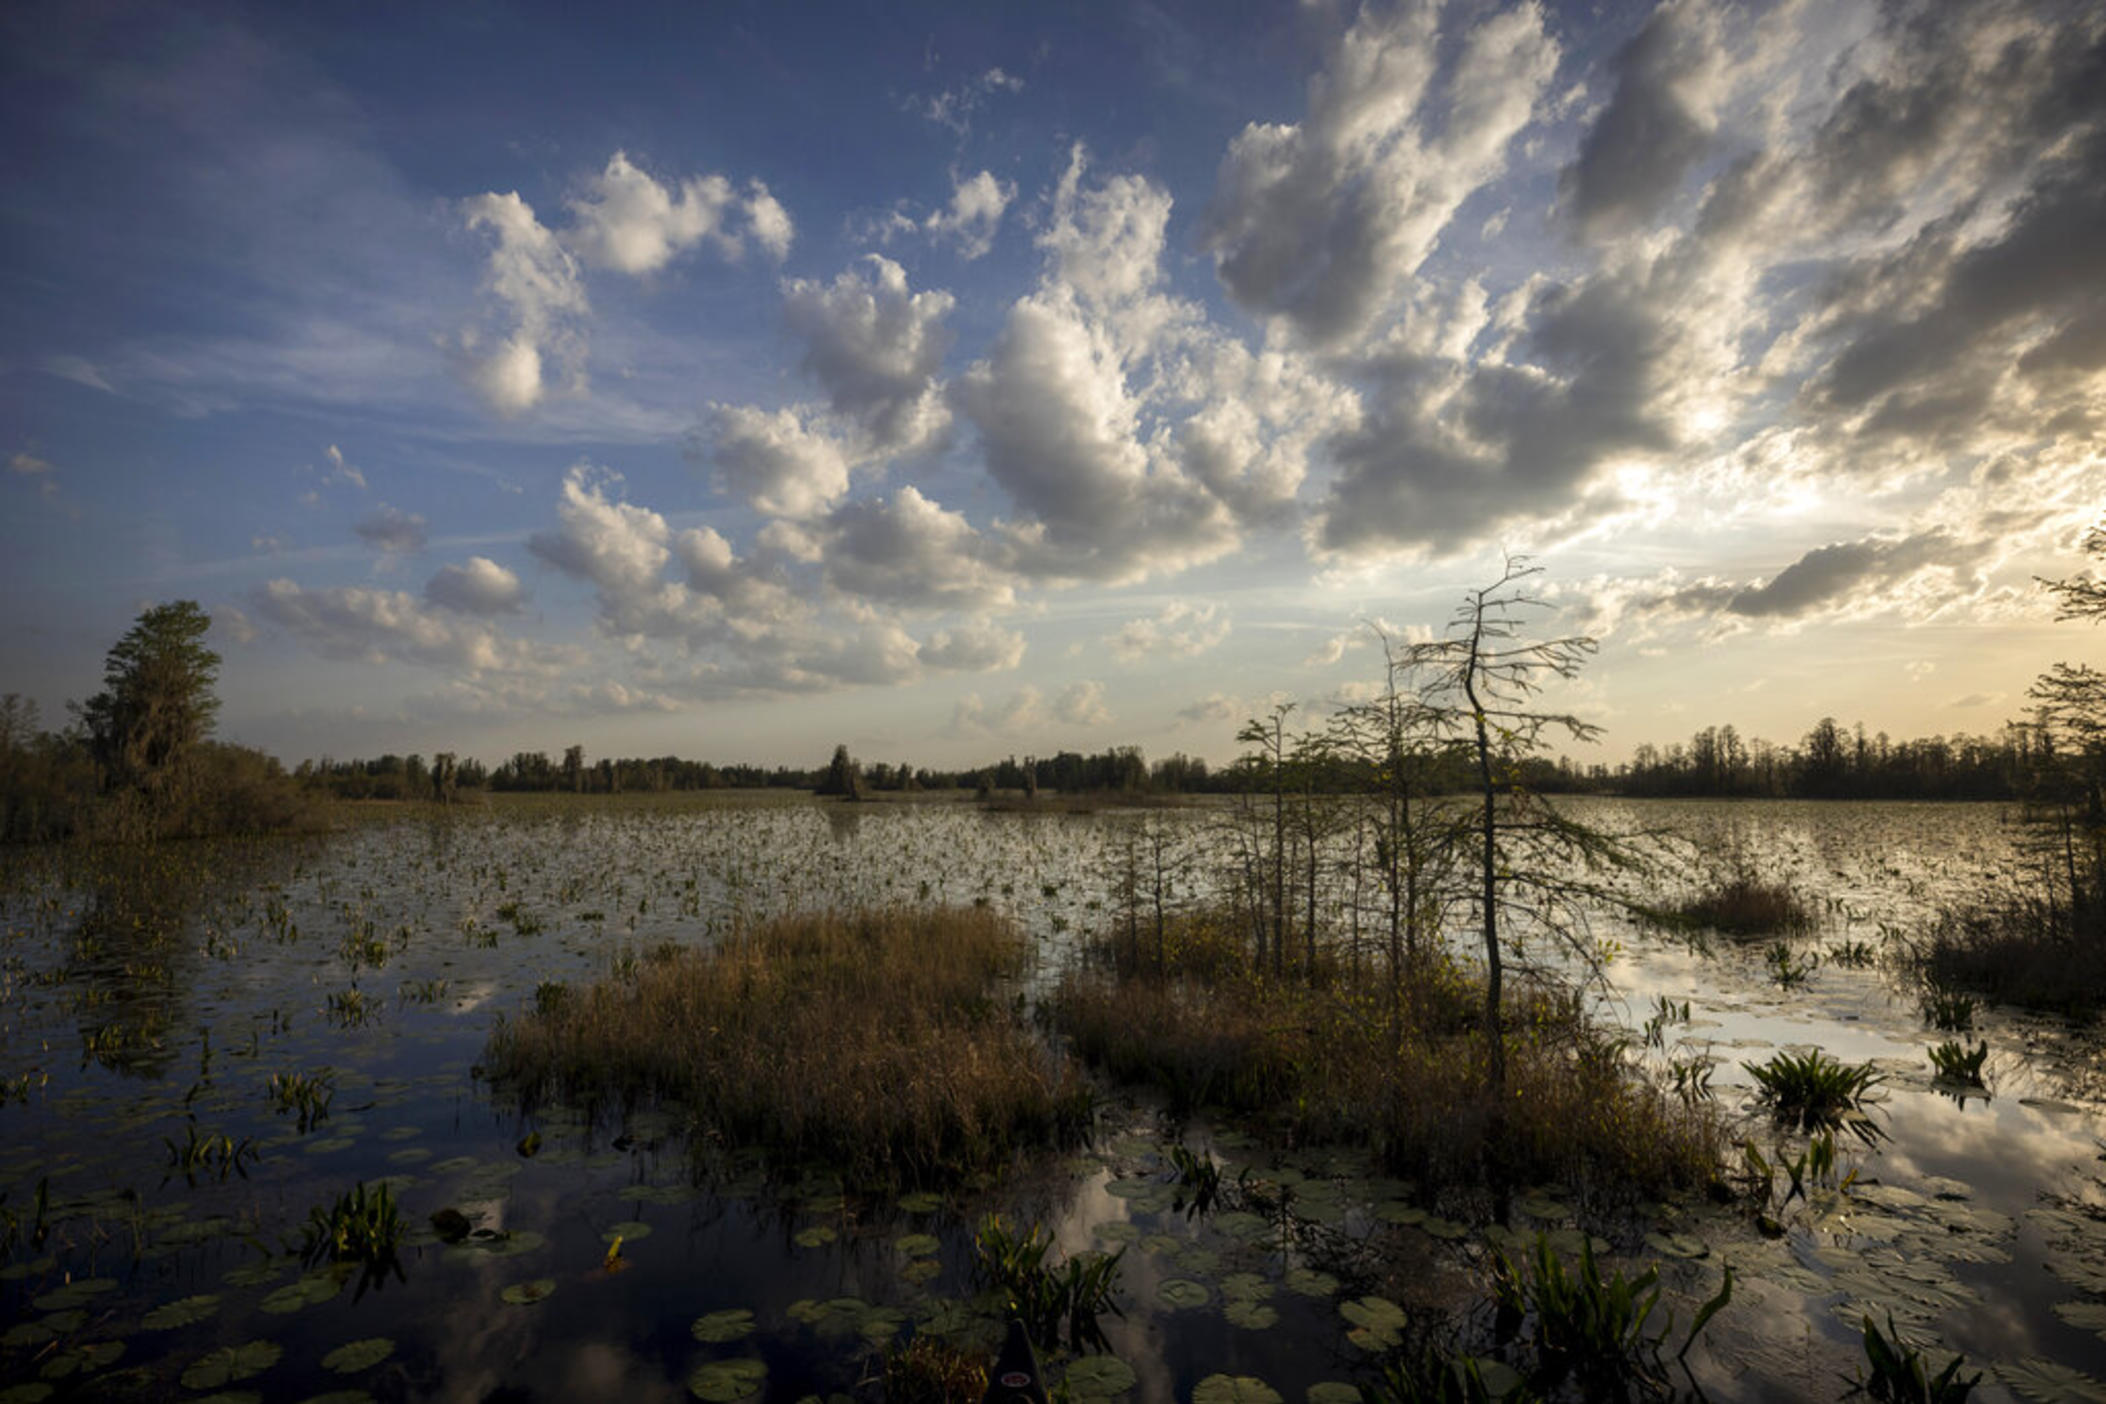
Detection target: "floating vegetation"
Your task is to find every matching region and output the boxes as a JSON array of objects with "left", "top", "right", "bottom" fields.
[
  {"left": 321, "top": 1338, "right": 396, "bottom": 1373},
  {"left": 1745, "top": 1049, "right": 1883, "bottom": 1133},
  {"left": 179, "top": 1340, "right": 282, "bottom": 1391},
  {"left": 1850, "top": 1313, "right": 1980, "bottom": 1402},
  {"left": 972, "top": 1213, "right": 1124, "bottom": 1353},
  {"left": 499, "top": 1278, "right": 556, "bottom": 1305},
  {"left": 687, "top": 1359, "right": 767, "bottom": 1402}
]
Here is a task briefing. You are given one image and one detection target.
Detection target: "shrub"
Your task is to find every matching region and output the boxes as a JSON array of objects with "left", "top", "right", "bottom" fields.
[
  {"left": 482, "top": 907, "right": 1093, "bottom": 1186},
  {"left": 1667, "top": 874, "right": 1815, "bottom": 938}
]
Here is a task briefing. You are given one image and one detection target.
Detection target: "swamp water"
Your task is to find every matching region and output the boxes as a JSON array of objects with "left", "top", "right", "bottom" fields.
[{"left": 0, "top": 796, "right": 2102, "bottom": 1402}]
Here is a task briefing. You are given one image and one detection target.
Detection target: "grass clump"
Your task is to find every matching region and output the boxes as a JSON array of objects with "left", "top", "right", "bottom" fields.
[
  {"left": 1744, "top": 1049, "right": 1882, "bottom": 1133},
  {"left": 1926, "top": 1040, "right": 1988, "bottom": 1087},
  {"left": 1053, "top": 913, "right": 1723, "bottom": 1197},
  {"left": 299, "top": 1181, "right": 404, "bottom": 1280},
  {"left": 481, "top": 907, "right": 1093, "bottom": 1187},
  {"left": 1916, "top": 888, "right": 2106, "bottom": 1014},
  {"left": 880, "top": 1336, "right": 987, "bottom": 1403},
  {"left": 972, "top": 1213, "right": 1124, "bottom": 1353},
  {"left": 1848, "top": 1313, "right": 1980, "bottom": 1402},
  {"left": 1663, "top": 873, "right": 1814, "bottom": 939}
]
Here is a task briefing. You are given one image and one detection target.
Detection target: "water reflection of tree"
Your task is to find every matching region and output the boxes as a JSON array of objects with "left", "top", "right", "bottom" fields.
[{"left": 64, "top": 842, "right": 284, "bottom": 1078}]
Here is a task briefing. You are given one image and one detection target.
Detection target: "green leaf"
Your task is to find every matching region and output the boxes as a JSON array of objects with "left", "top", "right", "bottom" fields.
[
  {"left": 499, "top": 1279, "right": 556, "bottom": 1305},
  {"left": 1157, "top": 1278, "right": 1211, "bottom": 1309},
  {"left": 1064, "top": 1356, "right": 1138, "bottom": 1398},
  {"left": 321, "top": 1338, "right": 394, "bottom": 1373},
  {"left": 181, "top": 1341, "right": 283, "bottom": 1390},
  {"left": 690, "top": 1309, "right": 756, "bottom": 1344},
  {"left": 1191, "top": 1377, "right": 1282, "bottom": 1404},
  {"left": 688, "top": 1359, "right": 767, "bottom": 1402},
  {"left": 142, "top": 1294, "right": 221, "bottom": 1330}
]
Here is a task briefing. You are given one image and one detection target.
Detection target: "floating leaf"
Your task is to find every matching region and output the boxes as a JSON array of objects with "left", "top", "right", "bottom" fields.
[
  {"left": 1224, "top": 1298, "right": 1279, "bottom": 1330},
  {"left": 38, "top": 1341, "right": 123, "bottom": 1380},
  {"left": 261, "top": 1272, "right": 344, "bottom": 1313},
  {"left": 1221, "top": 1272, "right": 1271, "bottom": 1301},
  {"left": 792, "top": 1225, "right": 836, "bottom": 1248},
  {"left": 688, "top": 1359, "right": 767, "bottom": 1402},
  {"left": 602, "top": 1220, "right": 652, "bottom": 1242},
  {"left": 0, "top": 1384, "right": 55, "bottom": 1404},
  {"left": 1064, "top": 1356, "right": 1137, "bottom": 1398},
  {"left": 897, "top": 1192, "right": 943, "bottom": 1214},
  {"left": 1191, "top": 1377, "right": 1282, "bottom": 1404},
  {"left": 691, "top": 1309, "right": 756, "bottom": 1343},
  {"left": 1157, "top": 1278, "right": 1210, "bottom": 1310},
  {"left": 894, "top": 1233, "right": 940, "bottom": 1257},
  {"left": 181, "top": 1341, "right": 283, "bottom": 1390},
  {"left": 297, "top": 1393, "right": 376, "bottom": 1404},
  {"left": 900, "top": 1258, "right": 942, "bottom": 1285},
  {"left": 500, "top": 1278, "right": 556, "bottom": 1305},
  {"left": 1997, "top": 1357, "right": 2106, "bottom": 1404},
  {"left": 222, "top": 1261, "right": 285, "bottom": 1288},
  {"left": 1285, "top": 1267, "right": 1339, "bottom": 1298},
  {"left": 1094, "top": 1222, "right": 1142, "bottom": 1244},
  {"left": 1644, "top": 1232, "right": 1709, "bottom": 1260},
  {"left": 2054, "top": 1301, "right": 2106, "bottom": 1339},
  {"left": 1341, "top": 1296, "right": 1407, "bottom": 1351},
  {"left": 321, "top": 1338, "right": 394, "bottom": 1373},
  {"left": 31, "top": 1278, "right": 116, "bottom": 1311},
  {"left": 1307, "top": 1387, "right": 1362, "bottom": 1404}
]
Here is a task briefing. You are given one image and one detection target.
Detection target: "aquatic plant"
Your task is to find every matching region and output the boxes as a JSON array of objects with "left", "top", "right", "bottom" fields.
[
  {"left": 268, "top": 1068, "right": 334, "bottom": 1131},
  {"left": 972, "top": 1213, "right": 1124, "bottom": 1353},
  {"left": 325, "top": 986, "right": 375, "bottom": 1027},
  {"left": 880, "top": 1335, "right": 988, "bottom": 1404},
  {"left": 1490, "top": 1232, "right": 1732, "bottom": 1399},
  {"left": 1918, "top": 987, "right": 1977, "bottom": 1033},
  {"left": 1764, "top": 941, "right": 1818, "bottom": 989},
  {"left": 1743, "top": 1129, "right": 1855, "bottom": 1213},
  {"left": 1666, "top": 873, "right": 1815, "bottom": 938},
  {"left": 299, "top": 1180, "right": 405, "bottom": 1280},
  {"left": 1744, "top": 1049, "right": 1882, "bottom": 1133},
  {"left": 1641, "top": 996, "right": 1690, "bottom": 1050},
  {"left": 164, "top": 1122, "right": 258, "bottom": 1183},
  {"left": 1167, "top": 1141, "right": 1225, "bottom": 1217},
  {"left": 1926, "top": 1040, "right": 1988, "bottom": 1086},
  {"left": 482, "top": 907, "right": 1093, "bottom": 1185},
  {"left": 1829, "top": 940, "right": 1878, "bottom": 968},
  {"left": 1848, "top": 1313, "right": 1980, "bottom": 1402}
]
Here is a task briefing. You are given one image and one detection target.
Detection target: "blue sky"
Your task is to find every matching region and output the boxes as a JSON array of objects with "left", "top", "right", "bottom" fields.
[{"left": 4, "top": 0, "right": 2101, "bottom": 769}]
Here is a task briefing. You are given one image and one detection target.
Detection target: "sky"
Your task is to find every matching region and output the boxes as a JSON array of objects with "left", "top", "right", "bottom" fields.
[{"left": 3, "top": 0, "right": 2102, "bottom": 771}]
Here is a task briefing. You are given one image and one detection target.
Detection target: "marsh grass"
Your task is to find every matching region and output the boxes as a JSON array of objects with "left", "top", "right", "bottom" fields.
[
  {"left": 1917, "top": 888, "right": 2106, "bottom": 1013},
  {"left": 1054, "top": 913, "right": 1722, "bottom": 1196},
  {"left": 1659, "top": 874, "right": 1815, "bottom": 939},
  {"left": 481, "top": 907, "right": 1093, "bottom": 1186}
]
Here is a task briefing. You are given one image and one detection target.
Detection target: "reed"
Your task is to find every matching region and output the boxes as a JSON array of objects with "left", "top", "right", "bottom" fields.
[{"left": 482, "top": 907, "right": 1093, "bottom": 1186}]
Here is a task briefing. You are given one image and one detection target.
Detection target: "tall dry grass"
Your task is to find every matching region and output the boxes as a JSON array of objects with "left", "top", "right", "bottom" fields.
[
  {"left": 483, "top": 907, "right": 1092, "bottom": 1186},
  {"left": 1055, "top": 911, "right": 1722, "bottom": 1197}
]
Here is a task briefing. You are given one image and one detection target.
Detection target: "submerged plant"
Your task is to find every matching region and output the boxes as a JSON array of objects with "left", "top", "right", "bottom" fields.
[
  {"left": 972, "top": 1213, "right": 1123, "bottom": 1353},
  {"left": 1745, "top": 1049, "right": 1882, "bottom": 1133},
  {"left": 1927, "top": 1040, "right": 1988, "bottom": 1087},
  {"left": 1847, "top": 1313, "right": 1980, "bottom": 1402}
]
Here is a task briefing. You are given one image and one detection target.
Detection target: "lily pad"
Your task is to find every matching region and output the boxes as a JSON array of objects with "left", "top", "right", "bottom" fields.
[
  {"left": 1064, "top": 1356, "right": 1137, "bottom": 1398},
  {"left": 901, "top": 1258, "right": 942, "bottom": 1285},
  {"left": 602, "top": 1220, "right": 652, "bottom": 1241},
  {"left": 691, "top": 1309, "right": 756, "bottom": 1344},
  {"left": 792, "top": 1225, "right": 836, "bottom": 1248},
  {"left": 1997, "top": 1358, "right": 2106, "bottom": 1404},
  {"left": 2054, "top": 1302, "right": 2106, "bottom": 1339},
  {"left": 0, "top": 1385, "right": 55, "bottom": 1404},
  {"left": 1094, "top": 1222, "right": 1142, "bottom": 1244},
  {"left": 500, "top": 1278, "right": 556, "bottom": 1305},
  {"left": 897, "top": 1192, "right": 943, "bottom": 1213},
  {"left": 1224, "top": 1298, "right": 1279, "bottom": 1330},
  {"left": 1341, "top": 1295, "right": 1407, "bottom": 1351},
  {"left": 1192, "top": 1377, "right": 1282, "bottom": 1404},
  {"left": 31, "top": 1278, "right": 116, "bottom": 1311},
  {"left": 1285, "top": 1267, "right": 1339, "bottom": 1298},
  {"left": 895, "top": 1232, "right": 940, "bottom": 1257},
  {"left": 181, "top": 1341, "right": 283, "bottom": 1390},
  {"left": 1307, "top": 1386, "right": 1362, "bottom": 1404},
  {"left": 688, "top": 1360, "right": 767, "bottom": 1402},
  {"left": 261, "top": 1272, "right": 344, "bottom": 1313},
  {"left": 321, "top": 1339, "right": 395, "bottom": 1373},
  {"left": 1644, "top": 1232, "right": 1709, "bottom": 1260},
  {"left": 1157, "top": 1278, "right": 1211, "bottom": 1310},
  {"left": 38, "top": 1341, "right": 124, "bottom": 1380}
]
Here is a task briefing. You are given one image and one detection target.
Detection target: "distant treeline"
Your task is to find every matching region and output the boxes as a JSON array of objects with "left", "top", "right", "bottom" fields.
[
  {"left": 297, "top": 744, "right": 1225, "bottom": 800},
  {"left": 296, "top": 715, "right": 2041, "bottom": 805}
]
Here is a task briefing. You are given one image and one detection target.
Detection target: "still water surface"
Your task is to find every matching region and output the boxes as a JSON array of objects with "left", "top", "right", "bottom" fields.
[{"left": 0, "top": 796, "right": 2101, "bottom": 1402}]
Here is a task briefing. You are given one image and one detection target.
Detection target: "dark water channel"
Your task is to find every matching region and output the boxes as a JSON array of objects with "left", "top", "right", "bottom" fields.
[{"left": 0, "top": 798, "right": 2101, "bottom": 1402}]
